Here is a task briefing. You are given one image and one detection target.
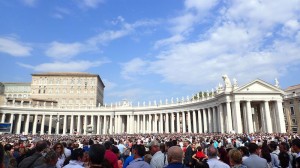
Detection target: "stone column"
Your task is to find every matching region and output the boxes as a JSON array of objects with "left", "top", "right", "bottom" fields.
[
  {"left": 70, "top": 115, "right": 74, "bottom": 134},
  {"left": 149, "top": 114, "right": 152, "bottom": 133},
  {"left": 226, "top": 102, "right": 233, "bottom": 132},
  {"left": 171, "top": 113, "right": 175, "bottom": 133},
  {"left": 16, "top": 114, "right": 22, "bottom": 134},
  {"left": 40, "top": 114, "right": 45, "bottom": 135},
  {"left": 63, "top": 115, "right": 67, "bottom": 135},
  {"left": 110, "top": 115, "right": 113, "bottom": 134},
  {"left": 77, "top": 115, "right": 81, "bottom": 134},
  {"left": 203, "top": 109, "right": 208, "bottom": 133},
  {"left": 48, "top": 115, "right": 53, "bottom": 135},
  {"left": 233, "top": 101, "right": 242, "bottom": 133},
  {"left": 213, "top": 107, "right": 217, "bottom": 132},
  {"left": 114, "top": 115, "right": 118, "bottom": 134},
  {"left": 154, "top": 114, "right": 158, "bottom": 133},
  {"left": 1, "top": 113, "right": 5, "bottom": 123},
  {"left": 276, "top": 100, "right": 286, "bottom": 133},
  {"left": 143, "top": 114, "right": 146, "bottom": 133},
  {"left": 182, "top": 111, "right": 186, "bottom": 133},
  {"left": 126, "top": 115, "right": 130, "bottom": 133},
  {"left": 193, "top": 110, "right": 197, "bottom": 133},
  {"left": 9, "top": 114, "right": 14, "bottom": 133},
  {"left": 160, "top": 113, "right": 163, "bottom": 133},
  {"left": 24, "top": 114, "right": 30, "bottom": 135},
  {"left": 103, "top": 115, "right": 107, "bottom": 134},
  {"left": 264, "top": 101, "right": 273, "bottom": 133},
  {"left": 198, "top": 110, "right": 203, "bottom": 133},
  {"left": 242, "top": 103, "right": 248, "bottom": 133},
  {"left": 166, "top": 113, "right": 169, "bottom": 133},
  {"left": 187, "top": 111, "right": 191, "bottom": 133},
  {"left": 84, "top": 115, "right": 87, "bottom": 135},
  {"left": 246, "top": 101, "right": 254, "bottom": 133},
  {"left": 33, "top": 114, "right": 38, "bottom": 134},
  {"left": 176, "top": 112, "right": 180, "bottom": 133},
  {"left": 55, "top": 114, "right": 60, "bottom": 134},
  {"left": 207, "top": 108, "right": 212, "bottom": 132},
  {"left": 97, "top": 115, "right": 101, "bottom": 134},
  {"left": 136, "top": 114, "right": 139, "bottom": 134},
  {"left": 218, "top": 105, "right": 224, "bottom": 133}
]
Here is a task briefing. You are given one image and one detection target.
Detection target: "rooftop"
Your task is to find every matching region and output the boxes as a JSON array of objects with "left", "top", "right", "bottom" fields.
[
  {"left": 285, "top": 84, "right": 300, "bottom": 91},
  {"left": 31, "top": 72, "right": 98, "bottom": 77}
]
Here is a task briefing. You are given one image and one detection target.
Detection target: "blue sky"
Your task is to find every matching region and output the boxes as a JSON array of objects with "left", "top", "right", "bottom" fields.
[{"left": 1, "top": 0, "right": 300, "bottom": 104}]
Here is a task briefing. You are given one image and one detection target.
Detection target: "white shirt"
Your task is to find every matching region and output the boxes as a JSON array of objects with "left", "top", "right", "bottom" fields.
[
  {"left": 207, "top": 158, "right": 230, "bottom": 168},
  {"left": 63, "top": 160, "right": 84, "bottom": 168},
  {"left": 150, "top": 151, "right": 165, "bottom": 168}
]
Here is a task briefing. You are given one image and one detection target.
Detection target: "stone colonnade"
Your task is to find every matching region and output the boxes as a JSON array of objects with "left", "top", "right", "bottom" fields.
[{"left": 0, "top": 99, "right": 286, "bottom": 135}]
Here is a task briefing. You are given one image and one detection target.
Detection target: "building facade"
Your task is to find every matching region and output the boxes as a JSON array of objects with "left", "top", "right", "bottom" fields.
[
  {"left": 283, "top": 84, "right": 300, "bottom": 133},
  {"left": 0, "top": 74, "right": 288, "bottom": 135},
  {"left": 30, "top": 72, "right": 105, "bottom": 108}
]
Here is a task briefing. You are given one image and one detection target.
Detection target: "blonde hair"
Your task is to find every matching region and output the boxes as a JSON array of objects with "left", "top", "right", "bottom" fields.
[{"left": 228, "top": 149, "right": 242, "bottom": 164}]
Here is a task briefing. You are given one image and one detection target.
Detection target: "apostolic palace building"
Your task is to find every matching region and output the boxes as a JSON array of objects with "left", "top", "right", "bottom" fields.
[{"left": 0, "top": 72, "right": 299, "bottom": 135}]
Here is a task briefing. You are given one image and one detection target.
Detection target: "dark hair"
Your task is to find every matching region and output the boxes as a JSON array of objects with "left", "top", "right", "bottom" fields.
[
  {"left": 238, "top": 146, "right": 249, "bottom": 157},
  {"left": 71, "top": 148, "right": 84, "bottom": 160},
  {"left": 134, "top": 145, "right": 146, "bottom": 157},
  {"left": 36, "top": 141, "right": 48, "bottom": 152},
  {"left": 248, "top": 143, "right": 259, "bottom": 154},
  {"left": 197, "top": 146, "right": 203, "bottom": 152},
  {"left": 279, "top": 152, "right": 290, "bottom": 168},
  {"left": 261, "top": 143, "right": 271, "bottom": 163},
  {"left": 292, "top": 139, "right": 300, "bottom": 148},
  {"left": 104, "top": 141, "right": 112, "bottom": 150},
  {"left": 0, "top": 144, "right": 4, "bottom": 166},
  {"left": 4, "top": 144, "right": 12, "bottom": 151},
  {"left": 269, "top": 141, "right": 278, "bottom": 151},
  {"left": 89, "top": 144, "right": 105, "bottom": 164},
  {"left": 111, "top": 145, "right": 119, "bottom": 154}
]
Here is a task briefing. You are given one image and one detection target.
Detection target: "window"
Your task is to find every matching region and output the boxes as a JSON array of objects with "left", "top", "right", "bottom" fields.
[
  {"left": 292, "top": 119, "right": 297, "bottom": 124},
  {"left": 291, "top": 106, "right": 295, "bottom": 115}
]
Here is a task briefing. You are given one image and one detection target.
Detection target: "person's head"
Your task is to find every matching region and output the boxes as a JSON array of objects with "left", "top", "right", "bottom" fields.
[
  {"left": 248, "top": 143, "right": 260, "bottom": 155},
  {"left": 149, "top": 140, "right": 160, "bottom": 155},
  {"left": 292, "top": 139, "right": 300, "bottom": 153},
  {"left": 111, "top": 145, "right": 120, "bottom": 158},
  {"left": 144, "top": 154, "right": 152, "bottom": 164},
  {"left": 89, "top": 144, "right": 105, "bottom": 165},
  {"left": 43, "top": 149, "right": 58, "bottom": 166},
  {"left": 167, "top": 146, "right": 183, "bottom": 163},
  {"left": 279, "top": 142, "right": 289, "bottom": 152},
  {"left": 237, "top": 146, "right": 249, "bottom": 157},
  {"left": 104, "top": 141, "right": 112, "bottom": 150},
  {"left": 132, "top": 145, "right": 146, "bottom": 159},
  {"left": 36, "top": 141, "right": 48, "bottom": 153},
  {"left": 4, "top": 144, "right": 12, "bottom": 152},
  {"left": 228, "top": 149, "right": 243, "bottom": 166},
  {"left": 269, "top": 141, "right": 278, "bottom": 152},
  {"left": 165, "top": 141, "right": 173, "bottom": 152},
  {"left": 207, "top": 146, "right": 218, "bottom": 159},
  {"left": 71, "top": 148, "right": 85, "bottom": 161},
  {"left": 53, "top": 143, "right": 64, "bottom": 155},
  {"left": 196, "top": 146, "right": 203, "bottom": 152},
  {"left": 160, "top": 143, "right": 166, "bottom": 153}
]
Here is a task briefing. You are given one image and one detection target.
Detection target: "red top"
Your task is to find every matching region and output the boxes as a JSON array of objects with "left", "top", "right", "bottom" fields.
[
  {"left": 196, "top": 151, "right": 206, "bottom": 159},
  {"left": 105, "top": 149, "right": 118, "bottom": 168}
]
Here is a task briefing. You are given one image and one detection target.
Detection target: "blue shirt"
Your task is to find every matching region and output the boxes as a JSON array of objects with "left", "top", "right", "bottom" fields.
[
  {"left": 123, "top": 155, "right": 134, "bottom": 168},
  {"left": 127, "top": 158, "right": 151, "bottom": 168}
]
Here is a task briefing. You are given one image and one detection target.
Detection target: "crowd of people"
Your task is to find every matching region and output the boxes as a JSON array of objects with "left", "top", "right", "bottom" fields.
[{"left": 0, "top": 132, "right": 300, "bottom": 168}]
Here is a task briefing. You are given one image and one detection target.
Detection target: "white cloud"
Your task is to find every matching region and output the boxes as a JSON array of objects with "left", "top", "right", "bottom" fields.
[
  {"left": 154, "top": 35, "right": 184, "bottom": 49},
  {"left": 52, "top": 7, "right": 71, "bottom": 19},
  {"left": 123, "top": 0, "right": 300, "bottom": 88},
  {"left": 21, "top": 0, "right": 38, "bottom": 7},
  {"left": 17, "top": 60, "right": 108, "bottom": 72},
  {"left": 76, "top": 0, "right": 104, "bottom": 9},
  {"left": 102, "top": 79, "right": 117, "bottom": 90},
  {"left": 184, "top": 0, "right": 219, "bottom": 11},
  {"left": 0, "top": 37, "right": 32, "bottom": 57},
  {"left": 120, "top": 58, "right": 149, "bottom": 80},
  {"left": 45, "top": 42, "right": 84, "bottom": 60}
]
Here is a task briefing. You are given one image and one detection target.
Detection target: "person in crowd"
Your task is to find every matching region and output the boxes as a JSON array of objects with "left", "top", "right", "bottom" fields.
[
  {"left": 61, "top": 142, "right": 71, "bottom": 158},
  {"left": 117, "top": 140, "right": 127, "bottom": 161},
  {"left": 127, "top": 145, "right": 150, "bottom": 168},
  {"left": 0, "top": 144, "right": 5, "bottom": 168},
  {"left": 237, "top": 146, "right": 249, "bottom": 161},
  {"left": 243, "top": 143, "right": 268, "bottom": 168},
  {"left": 16, "top": 146, "right": 27, "bottom": 165},
  {"left": 104, "top": 141, "right": 118, "bottom": 168},
  {"left": 165, "top": 146, "right": 183, "bottom": 168},
  {"left": 228, "top": 149, "right": 247, "bottom": 168},
  {"left": 144, "top": 154, "right": 152, "bottom": 164},
  {"left": 18, "top": 140, "right": 48, "bottom": 168},
  {"left": 269, "top": 141, "right": 280, "bottom": 167},
  {"left": 207, "top": 145, "right": 229, "bottom": 168},
  {"left": 52, "top": 142, "right": 66, "bottom": 168},
  {"left": 63, "top": 148, "right": 86, "bottom": 168},
  {"left": 87, "top": 144, "right": 111, "bottom": 168},
  {"left": 183, "top": 140, "right": 193, "bottom": 168},
  {"left": 261, "top": 141, "right": 280, "bottom": 167},
  {"left": 192, "top": 146, "right": 207, "bottom": 163},
  {"left": 149, "top": 140, "right": 165, "bottom": 168},
  {"left": 279, "top": 142, "right": 293, "bottom": 168},
  {"left": 35, "top": 149, "right": 58, "bottom": 168},
  {"left": 122, "top": 145, "right": 135, "bottom": 168},
  {"left": 4, "top": 143, "right": 17, "bottom": 168},
  {"left": 218, "top": 146, "right": 230, "bottom": 165},
  {"left": 292, "top": 139, "right": 300, "bottom": 158},
  {"left": 111, "top": 145, "right": 123, "bottom": 168}
]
